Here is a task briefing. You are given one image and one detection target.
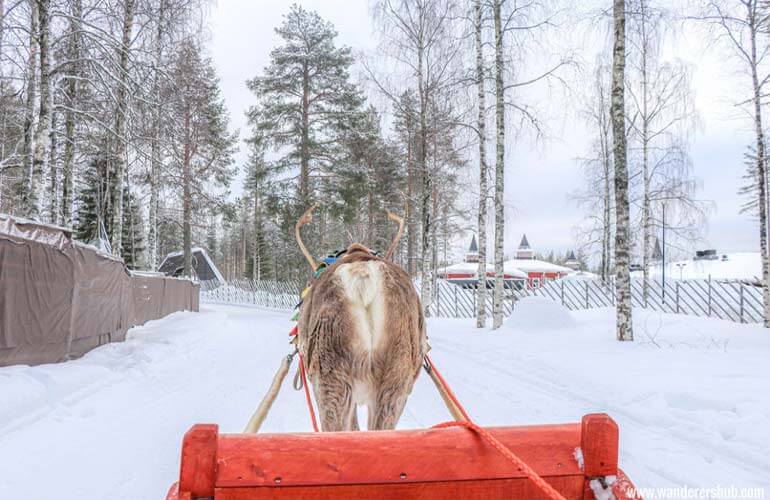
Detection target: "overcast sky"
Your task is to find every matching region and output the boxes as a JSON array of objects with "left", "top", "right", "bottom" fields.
[{"left": 209, "top": 0, "right": 758, "bottom": 262}]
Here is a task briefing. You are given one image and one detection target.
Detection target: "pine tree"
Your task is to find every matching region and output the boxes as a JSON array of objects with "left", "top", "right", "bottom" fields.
[
  {"left": 166, "top": 39, "right": 236, "bottom": 276},
  {"left": 246, "top": 4, "right": 364, "bottom": 210}
]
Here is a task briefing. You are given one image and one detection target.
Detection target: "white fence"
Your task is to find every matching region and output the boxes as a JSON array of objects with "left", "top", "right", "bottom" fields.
[
  {"left": 199, "top": 278, "right": 518, "bottom": 318},
  {"left": 513, "top": 277, "right": 765, "bottom": 324},
  {"left": 199, "top": 276, "right": 765, "bottom": 324}
]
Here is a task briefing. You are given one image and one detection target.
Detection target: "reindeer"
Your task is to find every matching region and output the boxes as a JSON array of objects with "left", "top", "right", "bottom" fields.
[{"left": 294, "top": 205, "right": 427, "bottom": 431}]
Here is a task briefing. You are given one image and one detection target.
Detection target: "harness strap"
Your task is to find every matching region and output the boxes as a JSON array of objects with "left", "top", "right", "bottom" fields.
[{"left": 298, "top": 353, "right": 319, "bottom": 432}]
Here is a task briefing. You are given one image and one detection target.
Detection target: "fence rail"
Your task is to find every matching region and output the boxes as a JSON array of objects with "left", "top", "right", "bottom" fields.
[
  {"left": 199, "top": 276, "right": 765, "bottom": 324},
  {"left": 512, "top": 277, "right": 765, "bottom": 324},
  {"left": 199, "top": 278, "right": 519, "bottom": 319}
]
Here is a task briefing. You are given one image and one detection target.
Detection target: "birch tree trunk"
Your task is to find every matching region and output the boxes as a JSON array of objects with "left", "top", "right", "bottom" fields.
[
  {"left": 30, "top": 0, "right": 51, "bottom": 220},
  {"left": 47, "top": 110, "right": 57, "bottom": 222},
  {"left": 182, "top": 107, "right": 192, "bottom": 276},
  {"left": 111, "top": 0, "right": 135, "bottom": 256},
  {"left": 418, "top": 40, "right": 432, "bottom": 317},
  {"left": 602, "top": 127, "right": 612, "bottom": 282},
  {"left": 492, "top": 0, "right": 505, "bottom": 330},
  {"left": 611, "top": 0, "right": 634, "bottom": 341},
  {"left": 747, "top": 4, "right": 770, "bottom": 327},
  {"left": 21, "top": 0, "right": 38, "bottom": 216},
  {"left": 61, "top": 0, "right": 82, "bottom": 227},
  {"left": 147, "top": 0, "right": 167, "bottom": 270},
  {"left": 475, "top": 0, "right": 488, "bottom": 328}
]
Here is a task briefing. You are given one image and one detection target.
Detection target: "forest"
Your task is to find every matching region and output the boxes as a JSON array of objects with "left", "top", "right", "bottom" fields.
[{"left": 1, "top": 0, "right": 769, "bottom": 333}]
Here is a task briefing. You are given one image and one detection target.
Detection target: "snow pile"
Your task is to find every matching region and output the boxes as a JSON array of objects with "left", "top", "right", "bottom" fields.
[
  {"left": 507, "top": 296, "right": 576, "bottom": 330},
  {"left": 1, "top": 303, "right": 769, "bottom": 498}
]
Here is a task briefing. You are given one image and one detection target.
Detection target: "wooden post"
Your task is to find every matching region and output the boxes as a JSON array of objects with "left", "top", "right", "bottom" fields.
[
  {"left": 453, "top": 283, "right": 458, "bottom": 318},
  {"left": 676, "top": 282, "right": 680, "bottom": 314},
  {"left": 708, "top": 275, "right": 712, "bottom": 317},
  {"left": 740, "top": 283, "right": 745, "bottom": 323},
  {"left": 585, "top": 281, "right": 590, "bottom": 308},
  {"left": 561, "top": 280, "right": 565, "bottom": 306}
]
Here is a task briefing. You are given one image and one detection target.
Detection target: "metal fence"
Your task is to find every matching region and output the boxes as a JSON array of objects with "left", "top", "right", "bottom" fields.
[
  {"left": 200, "top": 279, "right": 301, "bottom": 310},
  {"left": 199, "top": 278, "right": 519, "bottom": 318},
  {"left": 513, "top": 277, "right": 765, "bottom": 324}
]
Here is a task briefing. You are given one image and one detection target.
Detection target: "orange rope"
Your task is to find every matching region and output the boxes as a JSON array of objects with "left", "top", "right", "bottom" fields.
[
  {"left": 297, "top": 354, "right": 319, "bottom": 432},
  {"left": 426, "top": 354, "right": 566, "bottom": 500},
  {"left": 432, "top": 420, "right": 566, "bottom": 500}
]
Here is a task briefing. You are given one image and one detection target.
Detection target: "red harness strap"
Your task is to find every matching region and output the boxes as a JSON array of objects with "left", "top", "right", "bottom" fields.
[{"left": 297, "top": 353, "right": 319, "bottom": 432}]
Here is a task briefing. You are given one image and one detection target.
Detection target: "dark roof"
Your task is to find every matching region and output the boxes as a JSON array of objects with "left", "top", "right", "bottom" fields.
[
  {"left": 652, "top": 238, "right": 663, "bottom": 260},
  {"left": 566, "top": 250, "right": 577, "bottom": 261},
  {"left": 468, "top": 234, "right": 478, "bottom": 253},
  {"left": 158, "top": 248, "right": 223, "bottom": 282},
  {"left": 519, "top": 234, "right": 530, "bottom": 249}
]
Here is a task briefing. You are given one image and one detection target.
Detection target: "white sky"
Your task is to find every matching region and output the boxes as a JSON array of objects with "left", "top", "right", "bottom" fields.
[{"left": 209, "top": 0, "right": 758, "bottom": 262}]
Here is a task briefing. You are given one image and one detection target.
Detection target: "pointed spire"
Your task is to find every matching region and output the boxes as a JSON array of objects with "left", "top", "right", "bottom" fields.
[
  {"left": 652, "top": 237, "right": 662, "bottom": 260},
  {"left": 519, "top": 234, "right": 530, "bottom": 249},
  {"left": 566, "top": 250, "right": 576, "bottom": 261},
  {"left": 469, "top": 234, "right": 478, "bottom": 253}
]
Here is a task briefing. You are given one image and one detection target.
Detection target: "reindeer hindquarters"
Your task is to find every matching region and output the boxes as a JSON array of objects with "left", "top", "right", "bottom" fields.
[{"left": 312, "top": 372, "right": 358, "bottom": 432}]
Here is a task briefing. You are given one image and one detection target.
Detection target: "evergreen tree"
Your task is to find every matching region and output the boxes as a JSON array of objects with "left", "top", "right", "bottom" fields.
[
  {"left": 165, "top": 40, "right": 236, "bottom": 276},
  {"left": 74, "top": 156, "right": 143, "bottom": 266},
  {"left": 246, "top": 3, "right": 364, "bottom": 210}
]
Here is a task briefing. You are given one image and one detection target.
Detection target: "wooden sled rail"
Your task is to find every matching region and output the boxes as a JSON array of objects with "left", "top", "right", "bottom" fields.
[{"left": 165, "top": 413, "right": 640, "bottom": 500}]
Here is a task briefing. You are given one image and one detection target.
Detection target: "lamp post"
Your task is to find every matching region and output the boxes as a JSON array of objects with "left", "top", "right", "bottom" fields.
[
  {"left": 662, "top": 203, "right": 666, "bottom": 303},
  {"left": 676, "top": 262, "right": 686, "bottom": 280}
]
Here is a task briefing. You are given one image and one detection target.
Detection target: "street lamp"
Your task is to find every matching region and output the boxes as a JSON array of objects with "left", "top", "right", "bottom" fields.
[{"left": 676, "top": 262, "right": 686, "bottom": 280}]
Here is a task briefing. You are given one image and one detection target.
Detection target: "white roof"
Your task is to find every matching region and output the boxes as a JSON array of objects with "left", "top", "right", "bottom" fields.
[
  {"left": 632, "top": 252, "right": 761, "bottom": 281},
  {"left": 438, "top": 261, "right": 528, "bottom": 279},
  {"left": 503, "top": 258, "right": 572, "bottom": 274}
]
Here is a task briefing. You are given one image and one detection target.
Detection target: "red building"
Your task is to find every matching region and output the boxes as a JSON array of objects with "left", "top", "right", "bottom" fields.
[
  {"left": 437, "top": 235, "right": 527, "bottom": 288},
  {"left": 503, "top": 235, "right": 572, "bottom": 287}
]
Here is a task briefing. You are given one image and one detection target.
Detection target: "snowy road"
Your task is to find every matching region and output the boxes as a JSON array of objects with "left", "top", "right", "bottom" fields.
[{"left": 1, "top": 300, "right": 769, "bottom": 499}]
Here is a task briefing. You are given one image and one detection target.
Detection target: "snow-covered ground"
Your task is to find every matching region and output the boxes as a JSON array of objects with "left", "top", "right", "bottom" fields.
[
  {"left": 1, "top": 300, "right": 769, "bottom": 499},
  {"left": 634, "top": 252, "right": 762, "bottom": 281}
]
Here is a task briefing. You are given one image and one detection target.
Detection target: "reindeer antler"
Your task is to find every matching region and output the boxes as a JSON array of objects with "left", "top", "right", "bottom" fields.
[
  {"left": 295, "top": 203, "right": 318, "bottom": 271},
  {"left": 384, "top": 210, "right": 405, "bottom": 261}
]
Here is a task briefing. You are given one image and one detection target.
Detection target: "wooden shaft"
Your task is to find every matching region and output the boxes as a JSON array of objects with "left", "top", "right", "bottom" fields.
[
  {"left": 424, "top": 364, "right": 467, "bottom": 422},
  {"left": 244, "top": 351, "right": 295, "bottom": 433}
]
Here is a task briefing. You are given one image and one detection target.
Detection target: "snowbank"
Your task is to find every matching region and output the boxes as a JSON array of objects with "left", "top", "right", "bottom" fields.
[
  {"left": 506, "top": 296, "right": 576, "bottom": 330},
  {"left": 1, "top": 304, "right": 768, "bottom": 499}
]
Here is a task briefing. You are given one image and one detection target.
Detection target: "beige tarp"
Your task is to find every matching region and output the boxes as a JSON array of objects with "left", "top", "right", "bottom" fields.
[{"left": 0, "top": 215, "right": 199, "bottom": 367}]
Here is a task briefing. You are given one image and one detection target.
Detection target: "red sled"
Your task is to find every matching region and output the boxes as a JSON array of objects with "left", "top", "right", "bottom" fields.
[{"left": 165, "top": 413, "right": 641, "bottom": 499}]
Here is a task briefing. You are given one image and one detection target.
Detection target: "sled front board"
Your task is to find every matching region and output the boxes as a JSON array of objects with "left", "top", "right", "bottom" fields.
[{"left": 166, "top": 413, "right": 640, "bottom": 500}]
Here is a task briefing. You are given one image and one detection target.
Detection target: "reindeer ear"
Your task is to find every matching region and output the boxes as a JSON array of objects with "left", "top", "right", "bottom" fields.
[
  {"left": 295, "top": 204, "right": 319, "bottom": 271},
  {"left": 384, "top": 211, "right": 405, "bottom": 261}
]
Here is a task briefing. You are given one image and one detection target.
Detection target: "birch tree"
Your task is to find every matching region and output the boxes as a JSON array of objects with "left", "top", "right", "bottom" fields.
[
  {"left": 475, "top": 0, "right": 489, "bottom": 327},
  {"left": 20, "top": 0, "right": 38, "bottom": 215},
  {"left": 700, "top": 0, "right": 770, "bottom": 326},
  {"left": 492, "top": 0, "right": 505, "bottom": 329},
  {"left": 574, "top": 62, "right": 614, "bottom": 282},
  {"left": 612, "top": 0, "right": 634, "bottom": 341},
  {"left": 628, "top": 0, "right": 704, "bottom": 302},
  {"left": 110, "top": 0, "right": 135, "bottom": 256}
]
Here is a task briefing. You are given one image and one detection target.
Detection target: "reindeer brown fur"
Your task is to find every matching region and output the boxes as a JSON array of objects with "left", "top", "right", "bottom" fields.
[{"left": 296, "top": 208, "right": 426, "bottom": 431}]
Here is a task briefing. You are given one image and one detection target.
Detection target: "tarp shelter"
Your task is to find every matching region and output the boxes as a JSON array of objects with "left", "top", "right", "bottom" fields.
[
  {"left": 158, "top": 247, "right": 224, "bottom": 283},
  {"left": 0, "top": 214, "right": 199, "bottom": 367}
]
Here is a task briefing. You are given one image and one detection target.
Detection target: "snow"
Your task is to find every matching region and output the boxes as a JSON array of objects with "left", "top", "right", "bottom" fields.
[
  {"left": 504, "top": 257, "right": 573, "bottom": 274},
  {"left": 438, "top": 261, "right": 528, "bottom": 279},
  {"left": 1, "top": 301, "right": 769, "bottom": 499},
  {"left": 634, "top": 252, "right": 762, "bottom": 281}
]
